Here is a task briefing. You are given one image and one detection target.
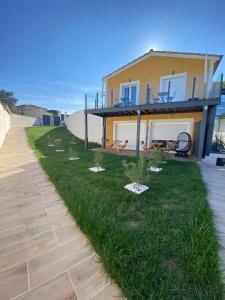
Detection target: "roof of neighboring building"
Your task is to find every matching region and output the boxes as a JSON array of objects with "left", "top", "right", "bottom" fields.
[
  {"left": 103, "top": 49, "right": 223, "bottom": 79},
  {"left": 16, "top": 104, "right": 48, "bottom": 110}
]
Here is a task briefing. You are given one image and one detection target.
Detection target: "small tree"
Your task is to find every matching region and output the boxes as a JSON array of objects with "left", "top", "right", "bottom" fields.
[
  {"left": 123, "top": 156, "right": 149, "bottom": 190},
  {"left": 148, "top": 149, "right": 166, "bottom": 168},
  {"left": 68, "top": 147, "right": 77, "bottom": 159},
  {"left": 70, "top": 136, "right": 77, "bottom": 144},
  {"left": 47, "top": 135, "right": 54, "bottom": 146},
  {"left": 55, "top": 138, "right": 63, "bottom": 149},
  {"left": 94, "top": 151, "right": 103, "bottom": 168}
]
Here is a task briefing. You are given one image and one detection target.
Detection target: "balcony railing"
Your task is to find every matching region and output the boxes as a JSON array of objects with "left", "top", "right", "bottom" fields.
[{"left": 84, "top": 74, "right": 223, "bottom": 111}]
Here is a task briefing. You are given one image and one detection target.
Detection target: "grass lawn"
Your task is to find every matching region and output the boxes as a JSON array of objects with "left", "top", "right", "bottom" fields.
[{"left": 26, "top": 126, "right": 224, "bottom": 300}]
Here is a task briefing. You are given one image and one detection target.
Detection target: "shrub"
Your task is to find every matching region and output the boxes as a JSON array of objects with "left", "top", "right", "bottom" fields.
[
  {"left": 148, "top": 149, "right": 166, "bottom": 168},
  {"left": 47, "top": 135, "right": 53, "bottom": 145},
  {"left": 94, "top": 151, "right": 103, "bottom": 168},
  {"left": 55, "top": 138, "right": 63, "bottom": 149},
  {"left": 68, "top": 147, "right": 76, "bottom": 159},
  {"left": 122, "top": 156, "right": 149, "bottom": 188}
]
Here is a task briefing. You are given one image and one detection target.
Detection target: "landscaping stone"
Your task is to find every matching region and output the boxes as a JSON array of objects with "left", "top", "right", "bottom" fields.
[
  {"left": 149, "top": 166, "right": 162, "bottom": 172},
  {"left": 124, "top": 182, "right": 149, "bottom": 194},
  {"left": 89, "top": 167, "right": 105, "bottom": 172},
  {"left": 68, "top": 157, "right": 80, "bottom": 160}
]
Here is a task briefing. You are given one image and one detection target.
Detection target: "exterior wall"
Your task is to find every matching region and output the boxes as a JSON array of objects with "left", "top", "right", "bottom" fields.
[
  {"left": 65, "top": 110, "right": 102, "bottom": 144},
  {"left": 106, "top": 56, "right": 207, "bottom": 107},
  {"left": 10, "top": 114, "right": 37, "bottom": 127},
  {"left": 0, "top": 103, "right": 10, "bottom": 148},
  {"left": 106, "top": 112, "right": 203, "bottom": 151}
]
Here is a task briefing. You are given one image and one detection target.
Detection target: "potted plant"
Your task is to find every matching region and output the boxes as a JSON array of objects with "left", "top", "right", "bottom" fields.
[
  {"left": 89, "top": 151, "right": 105, "bottom": 172},
  {"left": 68, "top": 147, "right": 79, "bottom": 160},
  {"left": 47, "top": 135, "right": 54, "bottom": 147},
  {"left": 123, "top": 156, "right": 149, "bottom": 194},
  {"left": 55, "top": 138, "right": 64, "bottom": 152},
  {"left": 148, "top": 149, "right": 165, "bottom": 172}
]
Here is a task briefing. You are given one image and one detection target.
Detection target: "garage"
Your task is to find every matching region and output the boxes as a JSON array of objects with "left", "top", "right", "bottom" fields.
[
  {"left": 114, "top": 121, "right": 146, "bottom": 150},
  {"left": 150, "top": 119, "right": 193, "bottom": 142}
]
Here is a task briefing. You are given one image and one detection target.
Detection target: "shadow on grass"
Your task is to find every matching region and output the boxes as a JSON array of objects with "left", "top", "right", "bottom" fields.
[{"left": 25, "top": 126, "right": 224, "bottom": 300}]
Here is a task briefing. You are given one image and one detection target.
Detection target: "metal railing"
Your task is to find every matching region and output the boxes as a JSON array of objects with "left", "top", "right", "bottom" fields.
[{"left": 84, "top": 74, "right": 223, "bottom": 110}]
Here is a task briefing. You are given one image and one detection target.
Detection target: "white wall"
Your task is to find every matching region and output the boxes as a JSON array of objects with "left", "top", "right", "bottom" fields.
[
  {"left": 10, "top": 114, "right": 37, "bottom": 128},
  {"left": 65, "top": 110, "right": 102, "bottom": 144},
  {"left": 0, "top": 103, "right": 11, "bottom": 148}
]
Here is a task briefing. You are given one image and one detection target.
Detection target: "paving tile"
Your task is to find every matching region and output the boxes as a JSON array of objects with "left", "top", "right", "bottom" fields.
[
  {"left": 69, "top": 254, "right": 108, "bottom": 300},
  {"left": 89, "top": 282, "right": 123, "bottom": 300},
  {"left": 0, "top": 128, "right": 123, "bottom": 299},
  {"left": 14, "top": 272, "right": 77, "bottom": 300},
  {"left": 29, "top": 235, "right": 93, "bottom": 288},
  {"left": 54, "top": 223, "right": 81, "bottom": 244},
  {"left": 201, "top": 154, "right": 225, "bottom": 268},
  {"left": 0, "top": 230, "right": 56, "bottom": 272},
  {"left": 0, "top": 262, "right": 28, "bottom": 299},
  {"left": 0, "top": 224, "right": 24, "bottom": 239}
]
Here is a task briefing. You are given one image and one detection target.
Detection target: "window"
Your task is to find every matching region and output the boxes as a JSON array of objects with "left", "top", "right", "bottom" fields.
[{"left": 120, "top": 81, "right": 139, "bottom": 105}]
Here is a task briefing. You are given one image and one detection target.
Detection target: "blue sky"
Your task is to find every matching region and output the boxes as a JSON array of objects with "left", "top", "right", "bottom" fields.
[{"left": 0, "top": 0, "right": 225, "bottom": 113}]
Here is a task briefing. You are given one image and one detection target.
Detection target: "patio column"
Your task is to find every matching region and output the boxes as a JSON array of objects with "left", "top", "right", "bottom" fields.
[
  {"left": 102, "top": 116, "right": 106, "bottom": 148},
  {"left": 196, "top": 105, "right": 208, "bottom": 159},
  {"left": 84, "top": 94, "right": 88, "bottom": 151},
  {"left": 204, "top": 105, "right": 216, "bottom": 157},
  {"left": 136, "top": 109, "right": 141, "bottom": 157}
]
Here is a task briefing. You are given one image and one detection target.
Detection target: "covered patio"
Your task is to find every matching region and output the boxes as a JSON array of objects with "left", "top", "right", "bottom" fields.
[{"left": 85, "top": 98, "right": 220, "bottom": 160}]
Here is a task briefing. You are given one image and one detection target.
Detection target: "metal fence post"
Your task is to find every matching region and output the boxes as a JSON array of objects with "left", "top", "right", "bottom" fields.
[
  {"left": 192, "top": 77, "right": 196, "bottom": 101},
  {"left": 84, "top": 94, "right": 88, "bottom": 151},
  {"left": 136, "top": 109, "right": 141, "bottom": 157}
]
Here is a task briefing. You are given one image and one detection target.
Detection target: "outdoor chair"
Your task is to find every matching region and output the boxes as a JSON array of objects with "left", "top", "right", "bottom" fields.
[
  {"left": 115, "top": 140, "right": 128, "bottom": 152},
  {"left": 141, "top": 141, "right": 152, "bottom": 155},
  {"left": 105, "top": 139, "right": 114, "bottom": 150},
  {"left": 175, "top": 132, "right": 192, "bottom": 157},
  {"left": 153, "top": 92, "right": 174, "bottom": 103}
]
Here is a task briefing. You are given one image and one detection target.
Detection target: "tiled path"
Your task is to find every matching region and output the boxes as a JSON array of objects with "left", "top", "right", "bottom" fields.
[
  {"left": 0, "top": 128, "right": 123, "bottom": 300},
  {"left": 201, "top": 154, "right": 225, "bottom": 267}
]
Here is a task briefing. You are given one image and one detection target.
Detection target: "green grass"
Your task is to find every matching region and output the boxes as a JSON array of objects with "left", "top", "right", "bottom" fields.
[{"left": 26, "top": 126, "right": 224, "bottom": 300}]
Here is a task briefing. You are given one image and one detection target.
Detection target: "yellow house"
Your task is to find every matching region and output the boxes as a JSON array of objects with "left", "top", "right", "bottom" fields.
[{"left": 85, "top": 50, "right": 223, "bottom": 159}]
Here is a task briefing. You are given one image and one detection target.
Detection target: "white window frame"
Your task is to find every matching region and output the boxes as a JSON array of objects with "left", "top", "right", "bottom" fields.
[
  {"left": 119, "top": 80, "right": 140, "bottom": 105},
  {"left": 159, "top": 72, "right": 187, "bottom": 100}
]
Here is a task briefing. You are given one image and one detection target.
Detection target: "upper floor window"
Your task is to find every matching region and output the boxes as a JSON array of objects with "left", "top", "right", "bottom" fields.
[{"left": 120, "top": 81, "right": 140, "bottom": 105}]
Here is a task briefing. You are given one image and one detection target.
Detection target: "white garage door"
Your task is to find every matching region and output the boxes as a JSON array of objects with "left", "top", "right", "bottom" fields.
[
  {"left": 150, "top": 120, "right": 192, "bottom": 141},
  {"left": 114, "top": 122, "right": 146, "bottom": 150}
]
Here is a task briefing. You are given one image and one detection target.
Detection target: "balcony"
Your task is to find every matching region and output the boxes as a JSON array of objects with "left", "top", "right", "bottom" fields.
[{"left": 85, "top": 75, "right": 223, "bottom": 117}]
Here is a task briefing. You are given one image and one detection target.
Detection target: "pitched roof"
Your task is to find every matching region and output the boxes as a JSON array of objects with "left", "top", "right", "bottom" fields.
[{"left": 103, "top": 49, "right": 223, "bottom": 79}]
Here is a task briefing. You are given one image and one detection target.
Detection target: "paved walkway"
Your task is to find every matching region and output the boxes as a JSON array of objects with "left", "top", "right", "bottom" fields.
[
  {"left": 201, "top": 154, "right": 225, "bottom": 267},
  {"left": 0, "top": 128, "right": 123, "bottom": 300}
]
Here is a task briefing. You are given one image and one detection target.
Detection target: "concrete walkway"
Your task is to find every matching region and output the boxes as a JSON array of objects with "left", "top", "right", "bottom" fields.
[
  {"left": 201, "top": 154, "right": 225, "bottom": 267},
  {"left": 0, "top": 128, "right": 123, "bottom": 300}
]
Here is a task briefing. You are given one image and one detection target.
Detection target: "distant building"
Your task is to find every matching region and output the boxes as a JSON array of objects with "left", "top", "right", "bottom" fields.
[{"left": 16, "top": 104, "right": 65, "bottom": 126}]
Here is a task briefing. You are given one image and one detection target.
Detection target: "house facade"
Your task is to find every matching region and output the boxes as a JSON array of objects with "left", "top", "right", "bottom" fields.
[{"left": 86, "top": 50, "right": 223, "bottom": 159}]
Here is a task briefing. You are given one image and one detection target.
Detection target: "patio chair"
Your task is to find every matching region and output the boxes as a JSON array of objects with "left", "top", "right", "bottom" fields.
[
  {"left": 141, "top": 141, "right": 152, "bottom": 155},
  {"left": 175, "top": 132, "right": 192, "bottom": 157},
  {"left": 115, "top": 140, "right": 128, "bottom": 152},
  {"left": 105, "top": 139, "right": 114, "bottom": 150}
]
